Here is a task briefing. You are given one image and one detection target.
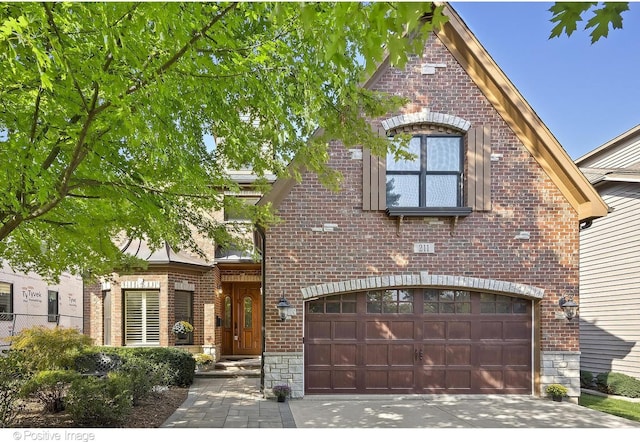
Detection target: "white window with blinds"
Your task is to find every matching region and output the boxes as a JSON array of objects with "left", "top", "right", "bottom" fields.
[
  {"left": 125, "top": 290, "right": 160, "bottom": 346},
  {"left": 0, "top": 282, "right": 12, "bottom": 321}
]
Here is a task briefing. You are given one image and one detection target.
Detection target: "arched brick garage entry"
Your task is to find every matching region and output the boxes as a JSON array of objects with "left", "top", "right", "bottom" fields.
[{"left": 302, "top": 274, "right": 543, "bottom": 395}]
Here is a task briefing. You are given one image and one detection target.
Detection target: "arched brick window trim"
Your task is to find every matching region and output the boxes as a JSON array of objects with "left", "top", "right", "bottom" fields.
[
  {"left": 363, "top": 110, "right": 491, "bottom": 212},
  {"left": 300, "top": 273, "right": 544, "bottom": 300}
]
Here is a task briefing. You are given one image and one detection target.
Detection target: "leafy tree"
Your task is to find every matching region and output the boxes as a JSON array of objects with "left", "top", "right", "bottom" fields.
[
  {"left": 549, "top": 2, "right": 630, "bottom": 43},
  {"left": 0, "top": 2, "right": 446, "bottom": 280}
]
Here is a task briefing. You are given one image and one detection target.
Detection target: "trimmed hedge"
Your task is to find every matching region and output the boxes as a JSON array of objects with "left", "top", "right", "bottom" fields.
[
  {"left": 74, "top": 347, "right": 195, "bottom": 387},
  {"left": 596, "top": 372, "right": 640, "bottom": 398},
  {"left": 65, "top": 373, "right": 133, "bottom": 426}
]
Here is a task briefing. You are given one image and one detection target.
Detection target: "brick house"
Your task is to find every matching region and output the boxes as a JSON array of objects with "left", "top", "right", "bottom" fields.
[
  {"left": 258, "top": 4, "right": 608, "bottom": 400},
  {"left": 83, "top": 171, "right": 266, "bottom": 362}
]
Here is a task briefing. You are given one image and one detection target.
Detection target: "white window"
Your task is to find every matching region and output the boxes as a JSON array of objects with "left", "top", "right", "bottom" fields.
[
  {"left": 125, "top": 291, "right": 160, "bottom": 346},
  {"left": 0, "top": 282, "right": 12, "bottom": 321}
]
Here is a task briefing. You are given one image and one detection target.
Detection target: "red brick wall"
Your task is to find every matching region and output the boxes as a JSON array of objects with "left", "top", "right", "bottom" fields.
[{"left": 264, "top": 34, "right": 579, "bottom": 353}]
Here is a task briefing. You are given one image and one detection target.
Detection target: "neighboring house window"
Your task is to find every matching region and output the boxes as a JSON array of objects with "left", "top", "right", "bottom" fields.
[
  {"left": 0, "top": 282, "right": 12, "bottom": 321},
  {"left": 124, "top": 290, "right": 160, "bottom": 346},
  {"left": 386, "top": 135, "right": 463, "bottom": 208},
  {"left": 47, "top": 290, "right": 59, "bottom": 323}
]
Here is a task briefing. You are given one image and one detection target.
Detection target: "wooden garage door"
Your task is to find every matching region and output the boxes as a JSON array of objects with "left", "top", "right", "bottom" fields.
[{"left": 305, "top": 289, "right": 532, "bottom": 394}]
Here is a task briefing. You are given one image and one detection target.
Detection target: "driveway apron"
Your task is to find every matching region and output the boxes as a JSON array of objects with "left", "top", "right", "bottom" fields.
[{"left": 162, "top": 376, "right": 640, "bottom": 429}]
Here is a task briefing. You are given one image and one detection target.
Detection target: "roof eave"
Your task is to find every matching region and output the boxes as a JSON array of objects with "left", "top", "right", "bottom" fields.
[{"left": 437, "top": 4, "right": 608, "bottom": 222}]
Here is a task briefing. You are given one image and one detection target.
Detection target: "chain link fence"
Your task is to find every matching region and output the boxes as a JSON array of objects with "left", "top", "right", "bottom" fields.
[{"left": 0, "top": 313, "right": 83, "bottom": 351}]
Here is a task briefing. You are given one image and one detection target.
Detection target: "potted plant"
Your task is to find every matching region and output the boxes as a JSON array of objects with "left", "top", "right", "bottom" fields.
[
  {"left": 193, "top": 353, "right": 214, "bottom": 372},
  {"left": 272, "top": 384, "right": 291, "bottom": 402},
  {"left": 172, "top": 320, "right": 194, "bottom": 338},
  {"left": 545, "top": 383, "right": 568, "bottom": 402}
]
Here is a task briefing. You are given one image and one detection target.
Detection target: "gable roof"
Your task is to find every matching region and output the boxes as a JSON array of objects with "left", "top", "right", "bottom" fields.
[
  {"left": 576, "top": 124, "right": 640, "bottom": 186},
  {"left": 575, "top": 124, "right": 640, "bottom": 167},
  {"left": 260, "top": 3, "right": 608, "bottom": 223}
]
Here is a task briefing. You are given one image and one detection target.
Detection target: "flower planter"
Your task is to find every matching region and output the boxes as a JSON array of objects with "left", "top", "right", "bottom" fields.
[
  {"left": 277, "top": 395, "right": 286, "bottom": 403},
  {"left": 552, "top": 395, "right": 563, "bottom": 402}
]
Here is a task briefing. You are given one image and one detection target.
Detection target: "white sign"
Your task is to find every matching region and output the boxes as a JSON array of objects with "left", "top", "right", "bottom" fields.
[{"left": 413, "top": 243, "right": 435, "bottom": 254}]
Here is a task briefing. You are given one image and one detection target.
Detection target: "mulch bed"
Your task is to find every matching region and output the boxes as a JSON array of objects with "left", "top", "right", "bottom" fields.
[{"left": 11, "top": 386, "right": 190, "bottom": 428}]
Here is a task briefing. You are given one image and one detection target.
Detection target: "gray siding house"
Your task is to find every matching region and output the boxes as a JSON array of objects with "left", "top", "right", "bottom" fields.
[{"left": 577, "top": 124, "right": 640, "bottom": 379}]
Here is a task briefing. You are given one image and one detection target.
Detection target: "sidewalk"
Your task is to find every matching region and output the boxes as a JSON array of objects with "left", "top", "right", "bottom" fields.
[{"left": 161, "top": 376, "right": 296, "bottom": 428}]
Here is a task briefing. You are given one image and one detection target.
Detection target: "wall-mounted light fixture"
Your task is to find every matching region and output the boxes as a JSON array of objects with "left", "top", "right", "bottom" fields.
[
  {"left": 558, "top": 295, "right": 579, "bottom": 321},
  {"left": 276, "top": 296, "right": 291, "bottom": 322}
]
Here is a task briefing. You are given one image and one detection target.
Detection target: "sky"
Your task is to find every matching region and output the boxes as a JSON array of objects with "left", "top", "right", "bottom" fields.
[{"left": 450, "top": 1, "right": 640, "bottom": 160}]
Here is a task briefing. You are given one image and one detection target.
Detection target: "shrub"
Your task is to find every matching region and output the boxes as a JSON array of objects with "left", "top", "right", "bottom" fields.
[
  {"left": 107, "top": 347, "right": 195, "bottom": 387},
  {"left": 117, "top": 355, "right": 163, "bottom": 405},
  {"left": 0, "top": 351, "right": 27, "bottom": 428},
  {"left": 580, "top": 370, "right": 595, "bottom": 388},
  {"left": 65, "top": 372, "right": 133, "bottom": 426},
  {"left": 21, "top": 370, "right": 82, "bottom": 412},
  {"left": 596, "top": 372, "right": 640, "bottom": 398},
  {"left": 74, "top": 350, "right": 123, "bottom": 374},
  {"left": 8, "top": 326, "right": 93, "bottom": 372},
  {"left": 73, "top": 346, "right": 194, "bottom": 387}
]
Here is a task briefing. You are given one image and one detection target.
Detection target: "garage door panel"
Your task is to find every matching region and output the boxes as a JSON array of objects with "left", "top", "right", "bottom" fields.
[
  {"left": 365, "top": 344, "right": 390, "bottom": 365},
  {"left": 505, "top": 321, "right": 531, "bottom": 340},
  {"left": 423, "top": 321, "right": 446, "bottom": 339},
  {"left": 366, "top": 320, "right": 414, "bottom": 339},
  {"left": 308, "top": 322, "right": 331, "bottom": 339},
  {"left": 306, "top": 370, "right": 331, "bottom": 392},
  {"left": 480, "top": 321, "right": 503, "bottom": 339},
  {"left": 390, "top": 321, "right": 415, "bottom": 339},
  {"left": 307, "top": 344, "right": 331, "bottom": 366},
  {"left": 389, "top": 370, "right": 415, "bottom": 389},
  {"left": 447, "top": 370, "right": 472, "bottom": 390},
  {"left": 504, "top": 369, "right": 531, "bottom": 391},
  {"left": 504, "top": 345, "right": 531, "bottom": 366},
  {"left": 333, "top": 370, "right": 357, "bottom": 390},
  {"left": 474, "top": 369, "right": 504, "bottom": 389},
  {"left": 366, "top": 370, "right": 389, "bottom": 389},
  {"left": 333, "top": 344, "right": 357, "bottom": 366},
  {"left": 390, "top": 344, "right": 415, "bottom": 366},
  {"left": 478, "top": 345, "right": 502, "bottom": 366},
  {"left": 446, "top": 345, "right": 471, "bottom": 365},
  {"left": 423, "top": 343, "right": 446, "bottom": 365},
  {"left": 448, "top": 321, "right": 471, "bottom": 339},
  {"left": 417, "top": 369, "right": 446, "bottom": 390},
  {"left": 335, "top": 321, "right": 358, "bottom": 340}
]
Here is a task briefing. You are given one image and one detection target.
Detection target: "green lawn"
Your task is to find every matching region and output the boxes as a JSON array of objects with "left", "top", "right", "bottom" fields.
[{"left": 579, "top": 393, "right": 640, "bottom": 423}]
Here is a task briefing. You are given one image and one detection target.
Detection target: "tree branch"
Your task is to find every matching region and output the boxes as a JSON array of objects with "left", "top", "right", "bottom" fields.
[
  {"left": 43, "top": 2, "right": 89, "bottom": 112},
  {"left": 123, "top": 2, "right": 239, "bottom": 98}
]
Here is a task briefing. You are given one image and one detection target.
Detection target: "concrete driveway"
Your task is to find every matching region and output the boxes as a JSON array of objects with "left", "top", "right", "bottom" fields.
[{"left": 289, "top": 394, "right": 640, "bottom": 428}]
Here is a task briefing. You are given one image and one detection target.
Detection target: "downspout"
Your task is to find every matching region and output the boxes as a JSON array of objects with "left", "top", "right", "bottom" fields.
[{"left": 256, "top": 224, "right": 266, "bottom": 394}]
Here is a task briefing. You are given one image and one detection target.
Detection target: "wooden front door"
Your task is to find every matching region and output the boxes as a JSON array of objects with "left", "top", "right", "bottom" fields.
[{"left": 222, "top": 283, "right": 262, "bottom": 356}]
